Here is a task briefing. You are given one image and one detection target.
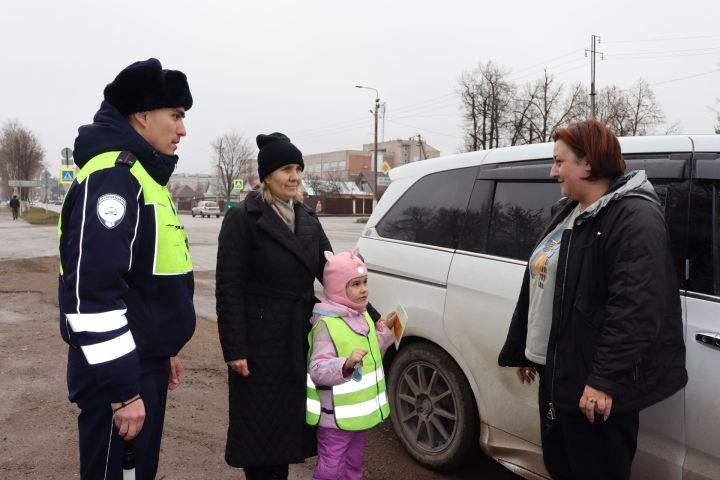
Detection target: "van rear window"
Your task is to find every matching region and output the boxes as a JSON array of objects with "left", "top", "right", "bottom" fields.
[{"left": 376, "top": 167, "right": 477, "bottom": 249}]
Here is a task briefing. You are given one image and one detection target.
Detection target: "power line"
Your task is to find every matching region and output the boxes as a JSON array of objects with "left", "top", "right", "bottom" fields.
[
  {"left": 608, "top": 45, "right": 720, "bottom": 56},
  {"left": 650, "top": 68, "right": 720, "bottom": 87},
  {"left": 603, "top": 33, "right": 720, "bottom": 44},
  {"left": 384, "top": 119, "right": 464, "bottom": 140},
  {"left": 509, "top": 50, "right": 581, "bottom": 76},
  {"left": 605, "top": 51, "right": 720, "bottom": 60}
]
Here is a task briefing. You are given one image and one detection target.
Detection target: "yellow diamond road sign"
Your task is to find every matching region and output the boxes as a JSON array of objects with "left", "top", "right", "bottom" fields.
[
  {"left": 382, "top": 161, "right": 391, "bottom": 174},
  {"left": 60, "top": 168, "right": 76, "bottom": 184}
]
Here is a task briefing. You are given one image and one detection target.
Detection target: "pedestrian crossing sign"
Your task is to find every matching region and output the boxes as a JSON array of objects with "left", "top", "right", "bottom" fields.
[
  {"left": 60, "top": 168, "right": 76, "bottom": 184},
  {"left": 233, "top": 179, "right": 244, "bottom": 190}
]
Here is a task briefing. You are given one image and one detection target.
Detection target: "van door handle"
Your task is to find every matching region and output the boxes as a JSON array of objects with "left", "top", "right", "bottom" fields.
[{"left": 695, "top": 333, "right": 720, "bottom": 350}]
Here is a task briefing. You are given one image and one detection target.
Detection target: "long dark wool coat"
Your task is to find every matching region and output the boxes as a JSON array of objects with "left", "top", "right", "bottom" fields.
[{"left": 216, "top": 191, "right": 330, "bottom": 467}]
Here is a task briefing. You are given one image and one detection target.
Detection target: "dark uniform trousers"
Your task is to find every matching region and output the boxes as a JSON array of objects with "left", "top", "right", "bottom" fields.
[
  {"left": 77, "top": 371, "right": 169, "bottom": 479},
  {"left": 536, "top": 365, "right": 640, "bottom": 480}
]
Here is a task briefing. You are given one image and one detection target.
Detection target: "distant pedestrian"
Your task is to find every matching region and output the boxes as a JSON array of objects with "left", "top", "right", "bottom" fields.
[
  {"left": 9, "top": 194, "right": 20, "bottom": 220},
  {"left": 307, "top": 249, "right": 396, "bottom": 480},
  {"left": 59, "top": 58, "right": 195, "bottom": 479}
]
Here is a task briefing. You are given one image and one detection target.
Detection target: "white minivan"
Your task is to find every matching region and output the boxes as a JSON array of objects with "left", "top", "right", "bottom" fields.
[{"left": 357, "top": 135, "right": 720, "bottom": 480}]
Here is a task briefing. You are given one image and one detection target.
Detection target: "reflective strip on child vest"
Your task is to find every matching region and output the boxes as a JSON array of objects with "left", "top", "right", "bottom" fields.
[{"left": 306, "top": 312, "right": 390, "bottom": 431}]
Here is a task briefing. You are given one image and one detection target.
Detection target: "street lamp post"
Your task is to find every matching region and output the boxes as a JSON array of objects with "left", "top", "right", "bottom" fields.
[{"left": 355, "top": 85, "right": 380, "bottom": 202}]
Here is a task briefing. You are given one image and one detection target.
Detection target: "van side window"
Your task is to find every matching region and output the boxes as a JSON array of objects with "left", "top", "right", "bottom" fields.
[
  {"left": 458, "top": 180, "right": 493, "bottom": 253},
  {"left": 375, "top": 167, "right": 478, "bottom": 249},
  {"left": 486, "top": 182, "right": 561, "bottom": 261},
  {"left": 687, "top": 181, "right": 719, "bottom": 296}
]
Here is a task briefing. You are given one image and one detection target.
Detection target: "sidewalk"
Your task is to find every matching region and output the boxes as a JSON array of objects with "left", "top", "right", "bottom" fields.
[{"left": 0, "top": 207, "right": 58, "bottom": 261}]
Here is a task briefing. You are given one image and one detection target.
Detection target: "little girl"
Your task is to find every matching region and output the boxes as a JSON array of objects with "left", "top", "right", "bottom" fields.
[{"left": 307, "top": 248, "right": 396, "bottom": 480}]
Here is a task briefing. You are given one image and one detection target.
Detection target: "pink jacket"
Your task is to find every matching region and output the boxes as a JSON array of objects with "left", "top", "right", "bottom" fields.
[{"left": 309, "top": 299, "right": 394, "bottom": 428}]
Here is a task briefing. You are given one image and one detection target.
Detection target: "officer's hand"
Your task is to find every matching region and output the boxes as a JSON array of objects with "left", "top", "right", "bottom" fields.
[
  {"left": 227, "top": 358, "right": 250, "bottom": 377},
  {"left": 168, "top": 356, "right": 184, "bottom": 391},
  {"left": 111, "top": 395, "right": 145, "bottom": 441}
]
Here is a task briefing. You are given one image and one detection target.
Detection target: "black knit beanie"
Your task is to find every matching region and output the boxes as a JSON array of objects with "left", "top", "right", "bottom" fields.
[
  {"left": 104, "top": 58, "right": 193, "bottom": 116},
  {"left": 256, "top": 132, "right": 304, "bottom": 181}
]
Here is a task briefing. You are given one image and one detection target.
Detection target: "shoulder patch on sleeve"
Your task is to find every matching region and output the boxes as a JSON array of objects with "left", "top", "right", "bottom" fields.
[{"left": 97, "top": 194, "right": 127, "bottom": 228}]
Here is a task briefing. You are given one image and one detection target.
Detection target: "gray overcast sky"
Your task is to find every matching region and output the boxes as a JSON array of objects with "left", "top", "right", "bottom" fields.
[{"left": 2, "top": 0, "right": 719, "bottom": 174}]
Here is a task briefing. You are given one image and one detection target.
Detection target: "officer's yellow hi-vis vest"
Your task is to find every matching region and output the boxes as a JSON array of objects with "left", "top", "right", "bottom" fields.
[
  {"left": 306, "top": 312, "right": 390, "bottom": 431},
  {"left": 59, "top": 151, "right": 192, "bottom": 275}
]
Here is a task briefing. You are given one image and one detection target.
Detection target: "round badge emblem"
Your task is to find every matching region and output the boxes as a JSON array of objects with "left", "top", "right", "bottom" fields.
[{"left": 97, "top": 194, "right": 127, "bottom": 229}]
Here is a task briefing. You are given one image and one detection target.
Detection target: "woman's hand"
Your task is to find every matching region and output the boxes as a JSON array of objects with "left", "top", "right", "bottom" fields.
[
  {"left": 516, "top": 367, "right": 536, "bottom": 384},
  {"left": 579, "top": 384, "right": 613, "bottom": 423},
  {"left": 227, "top": 358, "right": 250, "bottom": 377}
]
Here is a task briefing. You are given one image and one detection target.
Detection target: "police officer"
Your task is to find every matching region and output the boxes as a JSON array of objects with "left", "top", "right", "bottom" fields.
[{"left": 58, "top": 58, "right": 196, "bottom": 479}]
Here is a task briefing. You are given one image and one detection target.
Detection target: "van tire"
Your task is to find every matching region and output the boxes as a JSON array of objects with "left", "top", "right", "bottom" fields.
[{"left": 388, "top": 342, "right": 478, "bottom": 471}]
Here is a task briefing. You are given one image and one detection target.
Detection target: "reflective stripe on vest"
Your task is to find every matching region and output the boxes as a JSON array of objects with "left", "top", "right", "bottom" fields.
[
  {"left": 71, "top": 151, "right": 192, "bottom": 275},
  {"left": 306, "top": 312, "right": 390, "bottom": 431}
]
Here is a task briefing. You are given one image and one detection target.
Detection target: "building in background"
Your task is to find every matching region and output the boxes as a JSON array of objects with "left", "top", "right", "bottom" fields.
[{"left": 303, "top": 137, "right": 440, "bottom": 195}]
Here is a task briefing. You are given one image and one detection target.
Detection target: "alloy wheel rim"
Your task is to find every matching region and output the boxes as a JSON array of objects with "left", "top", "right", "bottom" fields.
[{"left": 396, "top": 361, "right": 458, "bottom": 453}]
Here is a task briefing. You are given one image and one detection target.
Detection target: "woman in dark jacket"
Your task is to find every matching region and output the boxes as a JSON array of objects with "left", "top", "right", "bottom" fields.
[
  {"left": 498, "top": 120, "right": 687, "bottom": 480},
  {"left": 216, "top": 132, "right": 380, "bottom": 479}
]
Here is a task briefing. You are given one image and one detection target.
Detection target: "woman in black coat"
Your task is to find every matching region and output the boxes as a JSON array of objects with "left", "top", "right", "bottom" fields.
[
  {"left": 498, "top": 120, "right": 687, "bottom": 480},
  {"left": 216, "top": 133, "right": 379, "bottom": 479}
]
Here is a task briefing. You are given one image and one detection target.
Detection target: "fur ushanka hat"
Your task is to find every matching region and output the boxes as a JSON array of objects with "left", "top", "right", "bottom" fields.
[{"left": 103, "top": 58, "right": 193, "bottom": 116}]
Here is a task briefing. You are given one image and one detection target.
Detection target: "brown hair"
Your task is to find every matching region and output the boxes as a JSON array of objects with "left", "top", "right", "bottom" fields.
[{"left": 551, "top": 119, "right": 625, "bottom": 179}]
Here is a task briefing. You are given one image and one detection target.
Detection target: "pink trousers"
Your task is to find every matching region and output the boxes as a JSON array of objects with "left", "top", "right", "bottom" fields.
[{"left": 313, "top": 426, "right": 367, "bottom": 480}]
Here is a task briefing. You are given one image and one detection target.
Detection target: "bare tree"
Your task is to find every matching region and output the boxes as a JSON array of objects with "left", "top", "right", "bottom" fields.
[
  {"left": 303, "top": 171, "right": 346, "bottom": 196},
  {"left": 0, "top": 120, "right": 45, "bottom": 200},
  {"left": 595, "top": 80, "right": 664, "bottom": 136},
  {"left": 458, "top": 61, "right": 513, "bottom": 151},
  {"left": 624, "top": 78, "right": 664, "bottom": 136},
  {"left": 507, "top": 81, "right": 539, "bottom": 146},
  {"left": 507, "top": 77, "right": 587, "bottom": 146},
  {"left": 664, "top": 121, "right": 683, "bottom": 135},
  {"left": 211, "top": 132, "right": 255, "bottom": 201},
  {"left": 302, "top": 172, "right": 325, "bottom": 196}
]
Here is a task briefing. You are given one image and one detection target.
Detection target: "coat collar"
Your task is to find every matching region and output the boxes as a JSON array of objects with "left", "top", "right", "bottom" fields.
[{"left": 246, "top": 191, "right": 317, "bottom": 274}]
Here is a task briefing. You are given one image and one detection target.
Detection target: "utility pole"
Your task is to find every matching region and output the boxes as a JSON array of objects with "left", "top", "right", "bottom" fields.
[
  {"left": 417, "top": 134, "right": 427, "bottom": 160},
  {"left": 355, "top": 85, "right": 381, "bottom": 202},
  {"left": 585, "top": 34, "right": 603, "bottom": 119},
  {"left": 373, "top": 95, "right": 379, "bottom": 200}
]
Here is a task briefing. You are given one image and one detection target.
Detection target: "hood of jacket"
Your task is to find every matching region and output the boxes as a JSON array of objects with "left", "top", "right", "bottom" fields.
[
  {"left": 73, "top": 101, "right": 178, "bottom": 185},
  {"left": 311, "top": 299, "right": 369, "bottom": 335},
  {"left": 577, "top": 170, "right": 659, "bottom": 225}
]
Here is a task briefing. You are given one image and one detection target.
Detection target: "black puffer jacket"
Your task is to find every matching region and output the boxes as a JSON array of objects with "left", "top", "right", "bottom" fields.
[{"left": 499, "top": 171, "right": 687, "bottom": 413}]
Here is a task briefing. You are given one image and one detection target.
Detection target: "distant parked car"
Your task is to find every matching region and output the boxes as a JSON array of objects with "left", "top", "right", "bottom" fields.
[{"left": 192, "top": 200, "right": 221, "bottom": 218}]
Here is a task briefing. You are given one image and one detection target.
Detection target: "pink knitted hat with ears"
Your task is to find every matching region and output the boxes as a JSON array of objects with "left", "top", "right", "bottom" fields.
[{"left": 322, "top": 247, "right": 368, "bottom": 310}]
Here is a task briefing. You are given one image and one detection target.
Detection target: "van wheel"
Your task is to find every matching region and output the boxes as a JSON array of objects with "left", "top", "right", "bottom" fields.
[
  {"left": 388, "top": 342, "right": 478, "bottom": 471},
  {"left": 192, "top": 212, "right": 196, "bottom": 217}
]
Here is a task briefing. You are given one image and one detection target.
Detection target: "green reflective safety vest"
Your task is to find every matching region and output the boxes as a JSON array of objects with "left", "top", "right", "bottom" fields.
[
  {"left": 59, "top": 151, "right": 192, "bottom": 275},
  {"left": 306, "top": 312, "right": 390, "bottom": 431}
]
